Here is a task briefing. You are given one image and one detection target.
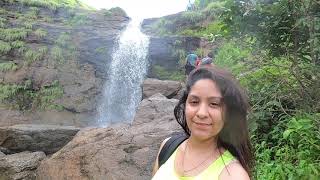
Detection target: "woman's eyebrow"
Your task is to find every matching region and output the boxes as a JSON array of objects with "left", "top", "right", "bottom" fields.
[
  {"left": 208, "top": 97, "right": 223, "bottom": 101},
  {"left": 189, "top": 94, "right": 222, "bottom": 100}
]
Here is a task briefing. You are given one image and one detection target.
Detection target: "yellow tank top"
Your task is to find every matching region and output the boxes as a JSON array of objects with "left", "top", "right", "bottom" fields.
[{"left": 152, "top": 149, "right": 235, "bottom": 180}]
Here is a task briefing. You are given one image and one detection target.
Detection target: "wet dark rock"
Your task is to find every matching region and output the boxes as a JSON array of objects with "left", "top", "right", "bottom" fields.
[{"left": 0, "top": 124, "right": 80, "bottom": 154}]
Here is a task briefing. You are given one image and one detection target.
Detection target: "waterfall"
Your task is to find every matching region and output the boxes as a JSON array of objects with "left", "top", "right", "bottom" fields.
[{"left": 97, "top": 18, "right": 150, "bottom": 126}]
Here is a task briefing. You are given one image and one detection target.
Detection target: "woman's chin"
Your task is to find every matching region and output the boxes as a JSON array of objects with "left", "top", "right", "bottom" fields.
[{"left": 191, "top": 130, "right": 214, "bottom": 140}]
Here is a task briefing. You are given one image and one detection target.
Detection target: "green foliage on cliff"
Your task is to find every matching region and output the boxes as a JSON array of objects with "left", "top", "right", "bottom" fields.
[
  {"left": 0, "top": 80, "right": 64, "bottom": 111},
  {"left": 24, "top": 46, "right": 48, "bottom": 65},
  {"left": 34, "top": 28, "right": 47, "bottom": 39},
  {"left": 0, "top": 62, "right": 18, "bottom": 72},
  {"left": 153, "top": 65, "right": 185, "bottom": 81},
  {"left": 0, "top": 28, "right": 29, "bottom": 41},
  {"left": 49, "top": 32, "right": 76, "bottom": 65},
  {"left": 0, "top": 40, "right": 11, "bottom": 54},
  {"left": 17, "top": 0, "right": 86, "bottom": 10}
]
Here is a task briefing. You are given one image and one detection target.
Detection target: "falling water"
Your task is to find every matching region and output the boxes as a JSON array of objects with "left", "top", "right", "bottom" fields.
[{"left": 97, "top": 18, "right": 150, "bottom": 126}]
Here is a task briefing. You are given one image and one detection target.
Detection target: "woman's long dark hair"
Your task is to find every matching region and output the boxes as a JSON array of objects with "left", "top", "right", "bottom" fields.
[{"left": 174, "top": 66, "right": 254, "bottom": 176}]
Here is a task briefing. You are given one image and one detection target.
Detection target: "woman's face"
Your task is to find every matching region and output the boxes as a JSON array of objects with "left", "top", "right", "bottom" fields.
[{"left": 185, "top": 79, "right": 224, "bottom": 141}]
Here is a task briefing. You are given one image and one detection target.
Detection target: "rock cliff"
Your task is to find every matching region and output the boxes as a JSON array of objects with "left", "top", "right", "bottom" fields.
[{"left": 0, "top": 2, "right": 129, "bottom": 127}]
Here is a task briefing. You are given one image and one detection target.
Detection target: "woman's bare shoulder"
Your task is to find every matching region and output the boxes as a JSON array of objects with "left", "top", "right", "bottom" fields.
[{"left": 219, "top": 161, "right": 250, "bottom": 180}]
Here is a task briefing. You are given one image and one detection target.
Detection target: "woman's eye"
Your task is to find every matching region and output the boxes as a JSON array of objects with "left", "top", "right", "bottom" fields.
[
  {"left": 189, "top": 101, "right": 198, "bottom": 105},
  {"left": 210, "top": 102, "right": 220, "bottom": 107}
]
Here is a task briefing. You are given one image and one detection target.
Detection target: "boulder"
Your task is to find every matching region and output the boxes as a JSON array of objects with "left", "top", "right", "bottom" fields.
[
  {"left": 0, "top": 151, "right": 46, "bottom": 180},
  {"left": 36, "top": 94, "right": 182, "bottom": 180},
  {"left": 0, "top": 124, "right": 80, "bottom": 154},
  {"left": 142, "top": 78, "right": 183, "bottom": 99}
]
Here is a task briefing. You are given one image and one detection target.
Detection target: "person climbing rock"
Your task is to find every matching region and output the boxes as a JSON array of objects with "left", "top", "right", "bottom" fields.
[
  {"left": 200, "top": 51, "right": 214, "bottom": 67},
  {"left": 185, "top": 53, "right": 198, "bottom": 76}
]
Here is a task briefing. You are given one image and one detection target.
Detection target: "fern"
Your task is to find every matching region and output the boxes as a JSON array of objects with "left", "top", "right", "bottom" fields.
[
  {"left": 24, "top": 46, "right": 48, "bottom": 65},
  {"left": 34, "top": 28, "right": 47, "bottom": 39},
  {"left": 11, "top": 40, "right": 25, "bottom": 49},
  {"left": 23, "top": 21, "right": 34, "bottom": 29},
  {"left": 0, "top": 62, "right": 18, "bottom": 72},
  {"left": 50, "top": 46, "right": 64, "bottom": 63},
  {"left": 0, "top": 28, "right": 29, "bottom": 41},
  {"left": 26, "top": 7, "right": 39, "bottom": 19},
  {"left": 0, "top": 40, "right": 11, "bottom": 54},
  {"left": 55, "top": 33, "right": 71, "bottom": 47},
  {"left": 37, "top": 80, "right": 63, "bottom": 110},
  {"left": 0, "top": 17, "right": 6, "bottom": 28},
  {"left": 0, "top": 83, "right": 21, "bottom": 101}
]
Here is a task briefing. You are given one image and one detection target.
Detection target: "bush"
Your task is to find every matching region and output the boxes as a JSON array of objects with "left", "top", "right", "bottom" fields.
[
  {"left": 254, "top": 113, "right": 320, "bottom": 179},
  {"left": 181, "top": 11, "right": 205, "bottom": 24},
  {"left": 214, "top": 40, "right": 249, "bottom": 75}
]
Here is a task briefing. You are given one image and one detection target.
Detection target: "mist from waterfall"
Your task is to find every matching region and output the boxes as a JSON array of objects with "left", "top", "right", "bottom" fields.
[{"left": 97, "top": 18, "right": 150, "bottom": 126}]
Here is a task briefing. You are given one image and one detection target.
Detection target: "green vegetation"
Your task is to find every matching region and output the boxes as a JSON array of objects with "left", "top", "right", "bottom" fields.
[
  {"left": 50, "top": 46, "right": 64, "bottom": 63},
  {"left": 0, "top": 80, "right": 64, "bottom": 111},
  {"left": 0, "top": 62, "right": 18, "bottom": 72},
  {"left": 153, "top": 65, "right": 185, "bottom": 81},
  {"left": 0, "top": 40, "right": 11, "bottom": 54},
  {"left": 0, "top": 28, "right": 29, "bottom": 41},
  {"left": 254, "top": 113, "right": 319, "bottom": 179},
  {"left": 0, "top": 0, "right": 95, "bottom": 112},
  {"left": 67, "top": 14, "right": 88, "bottom": 26},
  {"left": 34, "top": 28, "right": 47, "bottom": 39},
  {"left": 17, "top": 0, "right": 86, "bottom": 11},
  {"left": 49, "top": 32, "right": 77, "bottom": 65},
  {"left": 24, "top": 46, "right": 48, "bottom": 65}
]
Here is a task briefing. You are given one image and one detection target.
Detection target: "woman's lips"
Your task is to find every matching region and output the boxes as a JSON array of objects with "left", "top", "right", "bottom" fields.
[{"left": 193, "top": 121, "right": 212, "bottom": 126}]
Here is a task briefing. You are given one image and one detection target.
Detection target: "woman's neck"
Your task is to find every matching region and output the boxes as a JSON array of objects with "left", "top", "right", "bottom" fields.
[{"left": 187, "top": 135, "right": 218, "bottom": 153}]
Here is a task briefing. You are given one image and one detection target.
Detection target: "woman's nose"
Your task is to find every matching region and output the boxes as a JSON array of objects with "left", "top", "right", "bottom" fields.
[{"left": 196, "top": 103, "right": 209, "bottom": 118}]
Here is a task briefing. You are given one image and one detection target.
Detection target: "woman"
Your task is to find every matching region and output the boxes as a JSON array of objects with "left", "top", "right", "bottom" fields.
[{"left": 152, "top": 66, "right": 254, "bottom": 179}]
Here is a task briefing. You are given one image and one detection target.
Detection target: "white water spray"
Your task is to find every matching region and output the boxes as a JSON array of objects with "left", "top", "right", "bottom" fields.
[{"left": 97, "top": 18, "right": 150, "bottom": 126}]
